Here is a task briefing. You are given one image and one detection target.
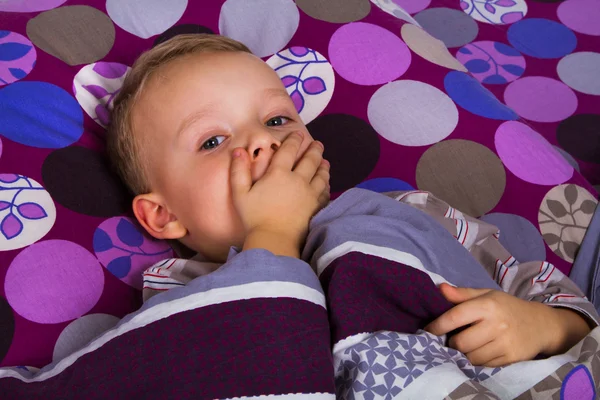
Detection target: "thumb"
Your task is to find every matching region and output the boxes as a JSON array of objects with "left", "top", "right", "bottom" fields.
[
  {"left": 230, "top": 148, "right": 252, "bottom": 200},
  {"left": 439, "top": 283, "right": 491, "bottom": 304}
]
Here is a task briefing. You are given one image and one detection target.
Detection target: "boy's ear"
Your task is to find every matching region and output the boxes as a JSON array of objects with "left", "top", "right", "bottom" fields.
[{"left": 133, "top": 193, "right": 187, "bottom": 240}]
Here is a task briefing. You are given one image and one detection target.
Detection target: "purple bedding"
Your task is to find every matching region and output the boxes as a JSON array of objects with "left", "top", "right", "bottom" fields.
[{"left": 0, "top": 0, "right": 599, "bottom": 374}]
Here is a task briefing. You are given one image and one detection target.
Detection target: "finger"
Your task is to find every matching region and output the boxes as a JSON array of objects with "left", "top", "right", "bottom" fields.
[
  {"left": 483, "top": 356, "right": 510, "bottom": 368},
  {"left": 448, "top": 321, "right": 496, "bottom": 354},
  {"left": 294, "top": 141, "right": 325, "bottom": 179},
  {"left": 425, "top": 301, "right": 484, "bottom": 336},
  {"left": 439, "top": 283, "right": 492, "bottom": 305},
  {"left": 230, "top": 148, "right": 252, "bottom": 200},
  {"left": 270, "top": 131, "right": 304, "bottom": 170},
  {"left": 318, "top": 187, "right": 330, "bottom": 208},
  {"left": 465, "top": 341, "right": 504, "bottom": 367},
  {"left": 310, "top": 159, "right": 330, "bottom": 194}
]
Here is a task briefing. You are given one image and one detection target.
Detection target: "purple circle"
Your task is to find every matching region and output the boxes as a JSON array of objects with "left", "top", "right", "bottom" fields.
[
  {"left": 328, "top": 22, "right": 411, "bottom": 85},
  {"left": 558, "top": 0, "right": 600, "bottom": 36},
  {"left": 504, "top": 77, "right": 577, "bottom": 123},
  {"left": 456, "top": 41, "right": 525, "bottom": 84},
  {"left": 0, "top": 0, "right": 66, "bottom": 12},
  {"left": 392, "top": 0, "right": 431, "bottom": 14},
  {"left": 93, "top": 217, "right": 173, "bottom": 290},
  {"left": 480, "top": 213, "right": 546, "bottom": 262},
  {"left": 495, "top": 121, "right": 573, "bottom": 185},
  {"left": 0, "top": 31, "right": 37, "bottom": 87},
  {"left": 5, "top": 240, "right": 104, "bottom": 324}
]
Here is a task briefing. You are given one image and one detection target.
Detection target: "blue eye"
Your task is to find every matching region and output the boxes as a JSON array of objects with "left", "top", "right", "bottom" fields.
[
  {"left": 200, "top": 136, "right": 226, "bottom": 150},
  {"left": 266, "top": 116, "right": 290, "bottom": 127}
]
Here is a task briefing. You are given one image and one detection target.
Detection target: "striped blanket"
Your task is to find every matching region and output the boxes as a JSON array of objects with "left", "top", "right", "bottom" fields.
[{"left": 1, "top": 189, "right": 598, "bottom": 399}]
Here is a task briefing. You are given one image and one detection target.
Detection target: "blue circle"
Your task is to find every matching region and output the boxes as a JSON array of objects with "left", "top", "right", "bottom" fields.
[
  {"left": 507, "top": 19, "right": 576, "bottom": 59},
  {"left": 356, "top": 177, "right": 415, "bottom": 193},
  {"left": 480, "top": 213, "right": 546, "bottom": 263},
  {"left": 444, "top": 71, "right": 518, "bottom": 121},
  {"left": 0, "top": 81, "right": 83, "bottom": 148}
]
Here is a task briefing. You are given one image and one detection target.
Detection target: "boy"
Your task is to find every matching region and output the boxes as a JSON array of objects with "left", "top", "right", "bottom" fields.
[{"left": 107, "top": 34, "right": 596, "bottom": 371}]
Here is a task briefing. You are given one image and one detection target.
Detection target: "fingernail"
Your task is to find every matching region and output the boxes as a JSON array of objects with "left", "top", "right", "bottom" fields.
[{"left": 315, "top": 141, "right": 324, "bottom": 149}]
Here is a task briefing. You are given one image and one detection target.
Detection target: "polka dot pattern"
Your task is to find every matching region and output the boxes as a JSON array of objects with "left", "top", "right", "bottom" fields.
[
  {"left": 94, "top": 217, "right": 173, "bottom": 289},
  {"left": 1, "top": 0, "right": 599, "bottom": 370},
  {"left": 414, "top": 8, "right": 479, "bottom": 48},
  {"left": 504, "top": 77, "right": 577, "bottom": 123},
  {"left": 53, "top": 314, "right": 119, "bottom": 362},
  {"left": 480, "top": 213, "right": 546, "bottom": 262},
  {"left": 267, "top": 47, "right": 335, "bottom": 124},
  {"left": 461, "top": 0, "right": 527, "bottom": 25},
  {"left": 328, "top": 22, "right": 411, "bottom": 86},
  {"left": 495, "top": 121, "right": 573, "bottom": 185},
  {"left": 456, "top": 41, "right": 525, "bottom": 84},
  {"left": 416, "top": 140, "right": 507, "bottom": 217},
  {"left": 5, "top": 240, "right": 104, "bottom": 324},
  {"left": 368, "top": 80, "right": 458, "bottom": 146},
  {"left": 219, "top": 0, "right": 299, "bottom": 58},
  {"left": 0, "top": 31, "right": 36, "bottom": 87},
  {"left": 557, "top": 52, "right": 600, "bottom": 96},
  {"left": 27, "top": 6, "right": 115, "bottom": 65},
  {"left": 507, "top": 18, "right": 577, "bottom": 59}
]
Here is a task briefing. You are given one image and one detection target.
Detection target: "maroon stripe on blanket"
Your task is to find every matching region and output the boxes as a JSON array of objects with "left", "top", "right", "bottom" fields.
[
  {"left": 1, "top": 299, "right": 333, "bottom": 400},
  {"left": 320, "top": 252, "right": 453, "bottom": 344}
]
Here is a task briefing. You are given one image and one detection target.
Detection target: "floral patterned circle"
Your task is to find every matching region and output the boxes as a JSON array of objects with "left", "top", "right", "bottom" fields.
[
  {"left": 267, "top": 47, "right": 335, "bottom": 124},
  {"left": 93, "top": 217, "right": 173, "bottom": 289},
  {"left": 73, "top": 62, "right": 130, "bottom": 128},
  {"left": 461, "top": 0, "right": 527, "bottom": 25},
  {"left": 0, "top": 31, "right": 36, "bottom": 87},
  {"left": 538, "top": 184, "right": 598, "bottom": 263},
  {"left": 456, "top": 41, "right": 525, "bottom": 84},
  {"left": 0, "top": 174, "right": 56, "bottom": 251}
]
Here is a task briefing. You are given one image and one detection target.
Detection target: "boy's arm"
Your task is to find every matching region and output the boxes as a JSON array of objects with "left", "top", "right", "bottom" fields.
[{"left": 387, "top": 191, "right": 598, "bottom": 365}]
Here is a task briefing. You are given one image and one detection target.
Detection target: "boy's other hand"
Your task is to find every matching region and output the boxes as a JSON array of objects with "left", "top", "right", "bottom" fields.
[
  {"left": 230, "top": 132, "right": 330, "bottom": 257},
  {"left": 424, "top": 283, "right": 590, "bottom": 367}
]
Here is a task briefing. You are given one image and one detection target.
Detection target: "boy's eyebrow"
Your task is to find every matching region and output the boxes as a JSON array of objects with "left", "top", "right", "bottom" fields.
[
  {"left": 176, "top": 107, "right": 215, "bottom": 139},
  {"left": 262, "top": 88, "right": 291, "bottom": 102}
]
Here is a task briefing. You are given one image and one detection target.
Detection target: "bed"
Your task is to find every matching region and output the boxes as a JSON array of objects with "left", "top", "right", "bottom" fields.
[{"left": 0, "top": 0, "right": 599, "bottom": 397}]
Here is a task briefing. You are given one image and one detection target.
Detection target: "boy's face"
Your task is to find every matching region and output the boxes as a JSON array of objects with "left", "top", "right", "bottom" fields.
[{"left": 132, "top": 51, "right": 314, "bottom": 262}]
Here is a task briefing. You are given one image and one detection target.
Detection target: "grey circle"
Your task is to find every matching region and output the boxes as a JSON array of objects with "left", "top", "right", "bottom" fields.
[
  {"left": 219, "top": 0, "right": 299, "bottom": 57},
  {"left": 557, "top": 52, "right": 600, "bottom": 96},
  {"left": 480, "top": 213, "right": 546, "bottom": 263},
  {"left": 53, "top": 313, "right": 119, "bottom": 362},
  {"left": 414, "top": 8, "right": 479, "bottom": 48},
  {"left": 554, "top": 146, "right": 580, "bottom": 172}
]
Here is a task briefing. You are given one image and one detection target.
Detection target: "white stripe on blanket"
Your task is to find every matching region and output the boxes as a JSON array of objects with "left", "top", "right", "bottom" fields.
[
  {"left": 0, "top": 281, "right": 326, "bottom": 383},
  {"left": 315, "top": 241, "right": 452, "bottom": 287}
]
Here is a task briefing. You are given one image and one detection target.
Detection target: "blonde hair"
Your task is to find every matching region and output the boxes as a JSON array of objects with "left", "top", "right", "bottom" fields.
[{"left": 107, "top": 34, "right": 251, "bottom": 195}]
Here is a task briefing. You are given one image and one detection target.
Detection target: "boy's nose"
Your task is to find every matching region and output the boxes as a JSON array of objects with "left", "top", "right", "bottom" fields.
[
  {"left": 247, "top": 131, "right": 281, "bottom": 161},
  {"left": 247, "top": 132, "right": 281, "bottom": 183}
]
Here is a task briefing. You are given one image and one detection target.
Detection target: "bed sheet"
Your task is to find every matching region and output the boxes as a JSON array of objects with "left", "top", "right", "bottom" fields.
[{"left": 0, "top": 0, "right": 598, "bottom": 371}]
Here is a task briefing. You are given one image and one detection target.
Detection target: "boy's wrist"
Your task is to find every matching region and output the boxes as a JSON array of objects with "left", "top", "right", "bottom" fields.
[
  {"left": 242, "top": 228, "right": 304, "bottom": 258},
  {"left": 541, "top": 306, "right": 591, "bottom": 356}
]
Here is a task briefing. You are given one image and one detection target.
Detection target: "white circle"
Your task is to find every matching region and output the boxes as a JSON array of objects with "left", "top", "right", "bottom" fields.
[
  {"left": 557, "top": 52, "right": 600, "bottom": 96},
  {"left": 0, "top": 174, "right": 56, "bottom": 251},
  {"left": 368, "top": 80, "right": 459, "bottom": 146},
  {"left": 267, "top": 47, "right": 335, "bottom": 124},
  {"left": 219, "top": 0, "right": 300, "bottom": 58}
]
